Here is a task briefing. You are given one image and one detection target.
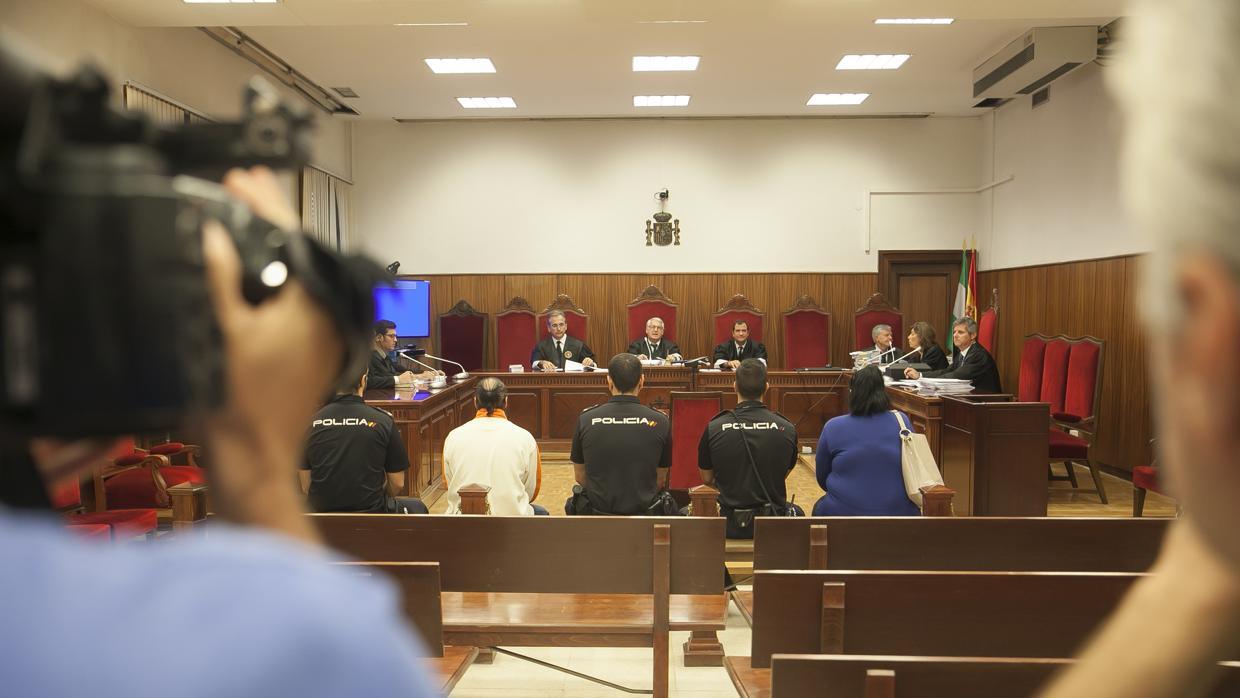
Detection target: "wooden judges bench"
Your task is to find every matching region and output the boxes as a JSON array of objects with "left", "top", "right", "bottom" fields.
[{"left": 366, "top": 369, "right": 1052, "bottom": 516}]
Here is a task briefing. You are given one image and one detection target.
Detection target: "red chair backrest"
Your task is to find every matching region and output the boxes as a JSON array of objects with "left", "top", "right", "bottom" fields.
[
  {"left": 1018, "top": 336, "right": 1048, "bottom": 402},
  {"left": 783, "top": 308, "right": 832, "bottom": 369},
  {"left": 1064, "top": 340, "right": 1103, "bottom": 420},
  {"left": 669, "top": 392, "right": 723, "bottom": 490},
  {"left": 715, "top": 311, "right": 764, "bottom": 346},
  {"left": 853, "top": 293, "right": 903, "bottom": 350},
  {"left": 978, "top": 307, "right": 998, "bottom": 354},
  {"left": 438, "top": 311, "right": 487, "bottom": 372},
  {"left": 49, "top": 477, "right": 82, "bottom": 510},
  {"left": 627, "top": 300, "right": 678, "bottom": 347},
  {"left": 538, "top": 309, "right": 589, "bottom": 345},
  {"left": 1039, "top": 339, "right": 1072, "bottom": 413},
  {"left": 496, "top": 301, "right": 537, "bottom": 369}
]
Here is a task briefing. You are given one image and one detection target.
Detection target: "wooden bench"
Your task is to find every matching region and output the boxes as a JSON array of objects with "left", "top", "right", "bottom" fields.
[
  {"left": 731, "top": 516, "right": 1168, "bottom": 624},
  {"left": 765, "top": 655, "right": 1240, "bottom": 698},
  {"left": 335, "top": 561, "right": 477, "bottom": 693},
  {"left": 726, "top": 569, "right": 1142, "bottom": 697},
  {"left": 721, "top": 486, "right": 956, "bottom": 579},
  {"left": 314, "top": 514, "right": 726, "bottom": 698}
]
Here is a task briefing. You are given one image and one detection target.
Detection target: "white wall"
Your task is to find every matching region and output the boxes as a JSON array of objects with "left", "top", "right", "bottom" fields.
[
  {"left": 352, "top": 117, "right": 982, "bottom": 274},
  {"left": 981, "top": 62, "right": 1137, "bottom": 270},
  {"left": 1, "top": 0, "right": 353, "bottom": 184}
]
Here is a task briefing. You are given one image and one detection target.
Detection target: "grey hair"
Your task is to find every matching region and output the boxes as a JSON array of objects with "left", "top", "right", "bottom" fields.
[
  {"left": 546, "top": 310, "right": 567, "bottom": 325},
  {"left": 475, "top": 377, "right": 508, "bottom": 415},
  {"left": 646, "top": 317, "right": 664, "bottom": 327},
  {"left": 1111, "top": 1, "right": 1240, "bottom": 324},
  {"left": 953, "top": 317, "right": 978, "bottom": 336},
  {"left": 871, "top": 324, "right": 892, "bottom": 340}
]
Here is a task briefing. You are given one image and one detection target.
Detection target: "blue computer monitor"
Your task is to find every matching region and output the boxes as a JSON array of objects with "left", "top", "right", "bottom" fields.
[{"left": 373, "top": 279, "right": 430, "bottom": 337}]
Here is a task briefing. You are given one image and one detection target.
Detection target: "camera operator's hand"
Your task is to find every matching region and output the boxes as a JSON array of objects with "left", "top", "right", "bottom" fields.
[{"left": 202, "top": 166, "right": 340, "bottom": 546}]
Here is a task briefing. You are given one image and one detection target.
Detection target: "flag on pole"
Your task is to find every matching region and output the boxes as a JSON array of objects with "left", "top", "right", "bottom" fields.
[
  {"left": 966, "top": 244, "right": 979, "bottom": 320},
  {"left": 952, "top": 242, "right": 968, "bottom": 323}
]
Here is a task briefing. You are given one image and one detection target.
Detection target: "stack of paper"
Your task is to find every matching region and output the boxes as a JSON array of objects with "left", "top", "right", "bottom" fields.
[{"left": 916, "top": 377, "right": 974, "bottom": 395}]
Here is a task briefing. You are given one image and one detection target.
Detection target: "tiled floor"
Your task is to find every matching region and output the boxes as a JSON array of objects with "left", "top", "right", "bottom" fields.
[{"left": 435, "top": 450, "right": 1176, "bottom": 696}]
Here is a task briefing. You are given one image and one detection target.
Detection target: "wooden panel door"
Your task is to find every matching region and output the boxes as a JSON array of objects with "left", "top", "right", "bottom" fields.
[{"left": 898, "top": 274, "right": 951, "bottom": 347}]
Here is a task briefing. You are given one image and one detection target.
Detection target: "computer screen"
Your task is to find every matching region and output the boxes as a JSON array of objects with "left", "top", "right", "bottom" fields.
[{"left": 373, "top": 279, "right": 430, "bottom": 337}]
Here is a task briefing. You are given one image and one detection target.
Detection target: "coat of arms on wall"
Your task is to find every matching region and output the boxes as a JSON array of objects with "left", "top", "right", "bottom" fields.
[{"left": 645, "top": 190, "right": 681, "bottom": 247}]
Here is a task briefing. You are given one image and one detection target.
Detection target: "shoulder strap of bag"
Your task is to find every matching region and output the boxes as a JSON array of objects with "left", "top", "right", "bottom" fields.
[
  {"left": 891, "top": 410, "right": 912, "bottom": 435},
  {"left": 724, "top": 410, "right": 778, "bottom": 508}
]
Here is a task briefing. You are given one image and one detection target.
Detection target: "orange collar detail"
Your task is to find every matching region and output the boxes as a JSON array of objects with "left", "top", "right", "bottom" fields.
[{"left": 475, "top": 409, "right": 508, "bottom": 420}]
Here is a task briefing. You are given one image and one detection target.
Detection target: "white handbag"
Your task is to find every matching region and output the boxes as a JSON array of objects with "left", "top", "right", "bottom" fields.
[{"left": 892, "top": 410, "right": 944, "bottom": 508}]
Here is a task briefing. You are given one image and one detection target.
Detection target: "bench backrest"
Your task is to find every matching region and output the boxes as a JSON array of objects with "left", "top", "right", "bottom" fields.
[
  {"left": 313, "top": 514, "right": 725, "bottom": 595},
  {"left": 753, "top": 517, "right": 1168, "bottom": 572},
  {"left": 751, "top": 570, "right": 1141, "bottom": 667},
  {"left": 334, "top": 561, "right": 444, "bottom": 657},
  {"left": 770, "top": 655, "right": 1240, "bottom": 698}
]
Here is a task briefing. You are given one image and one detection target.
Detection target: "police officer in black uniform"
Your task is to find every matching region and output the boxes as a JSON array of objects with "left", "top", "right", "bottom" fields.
[
  {"left": 299, "top": 368, "right": 429, "bottom": 514},
  {"left": 567, "top": 353, "right": 674, "bottom": 515},
  {"left": 699, "top": 359, "right": 804, "bottom": 538}
]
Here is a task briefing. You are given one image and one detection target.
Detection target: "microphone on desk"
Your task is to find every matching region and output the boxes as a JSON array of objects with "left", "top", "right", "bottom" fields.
[
  {"left": 678, "top": 356, "right": 710, "bottom": 369},
  {"left": 883, "top": 347, "right": 921, "bottom": 366},
  {"left": 421, "top": 353, "right": 470, "bottom": 382},
  {"left": 399, "top": 350, "right": 448, "bottom": 389}
]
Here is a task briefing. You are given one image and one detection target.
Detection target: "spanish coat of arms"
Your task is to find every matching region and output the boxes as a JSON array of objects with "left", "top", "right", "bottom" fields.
[{"left": 645, "top": 211, "right": 681, "bottom": 246}]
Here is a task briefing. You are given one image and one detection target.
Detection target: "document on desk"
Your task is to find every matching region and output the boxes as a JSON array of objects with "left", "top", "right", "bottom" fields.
[{"left": 563, "top": 359, "right": 605, "bottom": 373}]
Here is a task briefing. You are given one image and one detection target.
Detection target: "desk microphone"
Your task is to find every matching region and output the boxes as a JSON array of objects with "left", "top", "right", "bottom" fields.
[
  {"left": 399, "top": 350, "right": 448, "bottom": 389},
  {"left": 422, "top": 352, "right": 470, "bottom": 382},
  {"left": 679, "top": 356, "right": 710, "bottom": 368},
  {"left": 883, "top": 347, "right": 921, "bottom": 366}
]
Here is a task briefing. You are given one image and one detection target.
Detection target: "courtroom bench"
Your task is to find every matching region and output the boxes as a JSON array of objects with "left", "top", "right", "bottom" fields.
[
  {"left": 764, "top": 655, "right": 1240, "bottom": 698},
  {"left": 313, "top": 513, "right": 726, "bottom": 698},
  {"left": 731, "top": 516, "right": 1168, "bottom": 625},
  {"left": 727, "top": 569, "right": 1143, "bottom": 697},
  {"left": 334, "top": 561, "right": 477, "bottom": 694}
]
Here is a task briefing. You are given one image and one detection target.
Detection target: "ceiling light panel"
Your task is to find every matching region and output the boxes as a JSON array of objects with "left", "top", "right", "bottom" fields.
[
  {"left": 634, "top": 95, "right": 691, "bottom": 107},
  {"left": 836, "top": 54, "right": 910, "bottom": 70},
  {"left": 874, "top": 18, "right": 954, "bottom": 25},
  {"left": 632, "top": 56, "right": 700, "bottom": 72},
  {"left": 457, "top": 97, "right": 517, "bottom": 109},
  {"left": 394, "top": 22, "right": 468, "bottom": 27},
  {"left": 426, "top": 58, "right": 496, "bottom": 74},
  {"left": 183, "top": 0, "right": 278, "bottom": 3},
  {"left": 807, "top": 93, "right": 870, "bottom": 106}
]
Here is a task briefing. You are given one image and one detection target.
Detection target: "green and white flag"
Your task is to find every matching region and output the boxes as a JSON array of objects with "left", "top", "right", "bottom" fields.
[{"left": 952, "top": 244, "right": 968, "bottom": 323}]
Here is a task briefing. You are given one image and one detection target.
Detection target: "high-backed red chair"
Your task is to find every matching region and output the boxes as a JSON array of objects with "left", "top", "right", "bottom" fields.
[
  {"left": 1022, "top": 333, "right": 1107, "bottom": 503},
  {"left": 496, "top": 297, "right": 537, "bottom": 369},
  {"left": 853, "top": 293, "right": 903, "bottom": 350},
  {"left": 627, "top": 285, "right": 679, "bottom": 347},
  {"left": 978, "top": 289, "right": 999, "bottom": 355},
  {"left": 669, "top": 391, "right": 723, "bottom": 491},
  {"left": 782, "top": 295, "right": 832, "bottom": 369},
  {"left": 714, "top": 294, "right": 765, "bottom": 346},
  {"left": 538, "top": 294, "right": 589, "bottom": 344},
  {"left": 437, "top": 299, "right": 487, "bottom": 372},
  {"left": 1133, "top": 439, "right": 1164, "bottom": 517},
  {"left": 103, "top": 437, "right": 206, "bottom": 509}
]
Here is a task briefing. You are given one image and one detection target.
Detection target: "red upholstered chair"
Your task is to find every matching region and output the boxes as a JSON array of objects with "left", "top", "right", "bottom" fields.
[
  {"left": 978, "top": 289, "right": 999, "bottom": 355},
  {"left": 51, "top": 472, "right": 157, "bottom": 540},
  {"left": 627, "top": 285, "right": 678, "bottom": 347},
  {"left": 496, "top": 297, "right": 537, "bottom": 369},
  {"left": 668, "top": 391, "right": 723, "bottom": 491},
  {"left": 1132, "top": 439, "right": 1164, "bottom": 517},
  {"left": 783, "top": 295, "right": 832, "bottom": 369},
  {"left": 1028, "top": 334, "right": 1107, "bottom": 503},
  {"left": 65, "top": 523, "right": 112, "bottom": 541},
  {"left": 103, "top": 438, "right": 206, "bottom": 510},
  {"left": 1017, "top": 335, "right": 1048, "bottom": 401},
  {"left": 853, "top": 293, "right": 903, "bottom": 350},
  {"left": 539, "top": 294, "right": 589, "bottom": 344},
  {"left": 437, "top": 299, "right": 487, "bottom": 372},
  {"left": 714, "top": 294, "right": 765, "bottom": 346}
]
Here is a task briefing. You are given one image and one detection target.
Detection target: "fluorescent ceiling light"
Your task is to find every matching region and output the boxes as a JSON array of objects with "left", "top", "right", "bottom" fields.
[
  {"left": 634, "top": 95, "right": 691, "bottom": 107},
  {"left": 457, "top": 97, "right": 517, "bottom": 109},
  {"left": 807, "top": 93, "right": 870, "bottom": 106},
  {"left": 426, "top": 58, "right": 496, "bottom": 74},
  {"left": 632, "top": 56, "right": 700, "bottom": 71},
  {"left": 636, "top": 20, "right": 708, "bottom": 24},
  {"left": 395, "top": 22, "right": 468, "bottom": 27},
  {"left": 836, "top": 54, "right": 910, "bottom": 70},
  {"left": 874, "top": 18, "right": 954, "bottom": 25},
  {"left": 183, "top": 0, "right": 278, "bottom": 3}
]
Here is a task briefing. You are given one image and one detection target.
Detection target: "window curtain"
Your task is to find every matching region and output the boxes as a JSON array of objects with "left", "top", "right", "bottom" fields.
[
  {"left": 122, "top": 83, "right": 211, "bottom": 125},
  {"left": 300, "top": 167, "right": 351, "bottom": 251}
]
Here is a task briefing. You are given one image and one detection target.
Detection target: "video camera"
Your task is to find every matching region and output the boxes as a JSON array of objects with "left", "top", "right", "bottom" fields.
[{"left": 0, "top": 41, "right": 384, "bottom": 441}]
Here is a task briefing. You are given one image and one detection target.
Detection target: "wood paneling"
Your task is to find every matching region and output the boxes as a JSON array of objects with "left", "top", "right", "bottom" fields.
[
  {"left": 406, "top": 272, "right": 879, "bottom": 372},
  {"left": 978, "top": 255, "right": 1150, "bottom": 473}
]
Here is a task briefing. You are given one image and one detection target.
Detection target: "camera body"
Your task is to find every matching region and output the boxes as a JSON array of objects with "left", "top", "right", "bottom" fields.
[{"left": 0, "top": 53, "right": 382, "bottom": 440}]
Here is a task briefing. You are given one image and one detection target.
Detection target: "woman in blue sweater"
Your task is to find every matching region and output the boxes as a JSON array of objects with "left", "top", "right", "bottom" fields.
[{"left": 813, "top": 366, "right": 920, "bottom": 516}]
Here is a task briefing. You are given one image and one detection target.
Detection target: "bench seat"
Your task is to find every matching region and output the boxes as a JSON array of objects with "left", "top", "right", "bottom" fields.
[
  {"left": 426, "top": 646, "right": 478, "bottom": 694},
  {"left": 724, "top": 656, "right": 770, "bottom": 698}
]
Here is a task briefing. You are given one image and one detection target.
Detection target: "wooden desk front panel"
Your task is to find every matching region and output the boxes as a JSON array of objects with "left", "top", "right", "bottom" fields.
[
  {"left": 367, "top": 380, "right": 477, "bottom": 498},
  {"left": 885, "top": 387, "right": 943, "bottom": 463},
  {"left": 941, "top": 397, "right": 1049, "bottom": 517},
  {"left": 697, "top": 370, "right": 852, "bottom": 444}
]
